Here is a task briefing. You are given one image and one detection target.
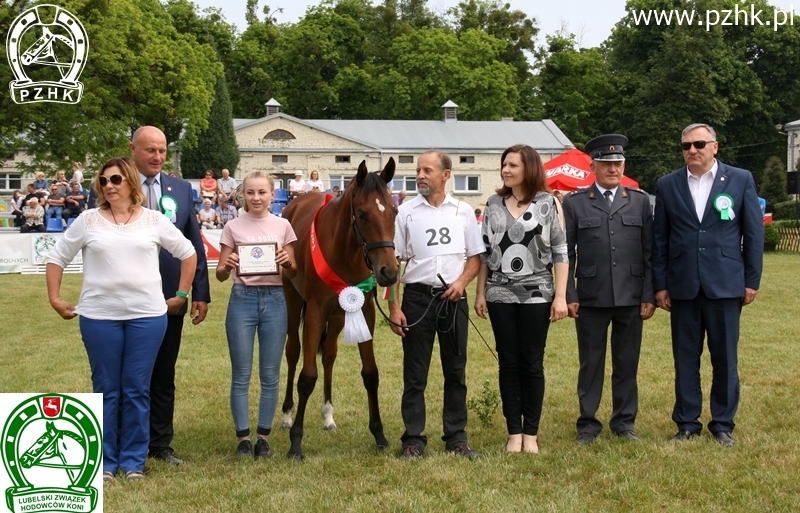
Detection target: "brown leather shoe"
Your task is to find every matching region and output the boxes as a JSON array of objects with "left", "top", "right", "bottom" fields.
[
  {"left": 446, "top": 442, "right": 480, "bottom": 460},
  {"left": 399, "top": 445, "right": 423, "bottom": 460}
]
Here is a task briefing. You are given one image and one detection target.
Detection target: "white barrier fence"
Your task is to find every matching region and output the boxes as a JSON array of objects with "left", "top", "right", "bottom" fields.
[{"left": 0, "top": 230, "right": 225, "bottom": 274}]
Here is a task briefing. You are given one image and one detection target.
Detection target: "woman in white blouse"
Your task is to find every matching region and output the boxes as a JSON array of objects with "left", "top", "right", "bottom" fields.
[
  {"left": 305, "top": 169, "right": 324, "bottom": 192},
  {"left": 46, "top": 156, "right": 196, "bottom": 483}
]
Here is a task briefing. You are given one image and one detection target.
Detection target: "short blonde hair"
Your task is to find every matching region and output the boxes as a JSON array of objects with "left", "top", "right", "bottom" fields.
[
  {"left": 94, "top": 156, "right": 145, "bottom": 212},
  {"left": 241, "top": 171, "right": 275, "bottom": 213}
]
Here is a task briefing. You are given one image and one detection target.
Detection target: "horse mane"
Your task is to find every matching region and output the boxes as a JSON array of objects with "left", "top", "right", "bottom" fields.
[{"left": 352, "top": 171, "right": 390, "bottom": 202}]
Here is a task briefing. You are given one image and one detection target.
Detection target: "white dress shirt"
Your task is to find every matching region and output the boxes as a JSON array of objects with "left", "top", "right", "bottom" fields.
[
  {"left": 394, "top": 193, "right": 483, "bottom": 287},
  {"left": 594, "top": 184, "right": 618, "bottom": 204},
  {"left": 687, "top": 160, "right": 718, "bottom": 222}
]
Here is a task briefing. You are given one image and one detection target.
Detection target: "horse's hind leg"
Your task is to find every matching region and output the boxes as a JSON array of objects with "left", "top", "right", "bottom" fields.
[
  {"left": 281, "top": 285, "right": 304, "bottom": 430},
  {"left": 288, "top": 309, "right": 323, "bottom": 461},
  {"left": 321, "top": 316, "right": 342, "bottom": 431}
]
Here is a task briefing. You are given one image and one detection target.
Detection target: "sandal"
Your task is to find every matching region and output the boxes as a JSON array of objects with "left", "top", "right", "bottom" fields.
[
  {"left": 125, "top": 470, "right": 145, "bottom": 481},
  {"left": 102, "top": 471, "right": 114, "bottom": 483}
]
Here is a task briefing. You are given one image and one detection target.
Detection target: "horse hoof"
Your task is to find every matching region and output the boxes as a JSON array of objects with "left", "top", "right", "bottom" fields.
[
  {"left": 376, "top": 442, "right": 390, "bottom": 452},
  {"left": 323, "top": 423, "right": 337, "bottom": 432},
  {"left": 280, "top": 420, "right": 293, "bottom": 430},
  {"left": 287, "top": 451, "right": 304, "bottom": 462}
]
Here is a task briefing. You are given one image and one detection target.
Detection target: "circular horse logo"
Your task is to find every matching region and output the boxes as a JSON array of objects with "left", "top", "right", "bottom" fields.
[
  {"left": 1, "top": 394, "right": 101, "bottom": 512},
  {"left": 6, "top": 4, "right": 89, "bottom": 104}
]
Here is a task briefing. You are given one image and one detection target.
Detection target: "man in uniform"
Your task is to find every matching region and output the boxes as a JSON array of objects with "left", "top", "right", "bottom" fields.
[
  {"left": 562, "top": 134, "right": 655, "bottom": 445},
  {"left": 389, "top": 150, "right": 483, "bottom": 460}
]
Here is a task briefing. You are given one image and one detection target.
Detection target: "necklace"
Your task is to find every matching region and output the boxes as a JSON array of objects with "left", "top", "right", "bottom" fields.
[
  {"left": 111, "top": 208, "right": 134, "bottom": 227},
  {"left": 511, "top": 194, "right": 528, "bottom": 208}
]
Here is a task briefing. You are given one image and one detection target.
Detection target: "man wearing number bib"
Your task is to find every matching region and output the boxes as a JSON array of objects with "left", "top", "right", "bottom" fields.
[
  {"left": 653, "top": 123, "right": 763, "bottom": 448},
  {"left": 389, "top": 151, "right": 483, "bottom": 460}
]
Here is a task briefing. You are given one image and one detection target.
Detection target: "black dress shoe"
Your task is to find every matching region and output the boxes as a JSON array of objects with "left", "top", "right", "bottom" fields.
[
  {"left": 446, "top": 442, "right": 481, "bottom": 460},
  {"left": 713, "top": 431, "right": 735, "bottom": 448},
  {"left": 670, "top": 430, "right": 700, "bottom": 442},
  {"left": 149, "top": 448, "right": 184, "bottom": 465},
  {"left": 576, "top": 432, "right": 597, "bottom": 446},
  {"left": 614, "top": 430, "right": 640, "bottom": 441}
]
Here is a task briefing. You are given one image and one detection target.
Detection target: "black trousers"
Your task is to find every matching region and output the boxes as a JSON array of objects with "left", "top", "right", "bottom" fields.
[
  {"left": 575, "top": 305, "right": 642, "bottom": 436},
  {"left": 400, "top": 288, "right": 469, "bottom": 450},
  {"left": 486, "top": 301, "right": 550, "bottom": 436},
  {"left": 149, "top": 313, "right": 184, "bottom": 452},
  {"left": 671, "top": 290, "right": 741, "bottom": 434}
]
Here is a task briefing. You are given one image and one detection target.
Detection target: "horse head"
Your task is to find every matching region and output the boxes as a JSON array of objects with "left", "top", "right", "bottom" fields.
[{"left": 349, "top": 158, "right": 399, "bottom": 287}]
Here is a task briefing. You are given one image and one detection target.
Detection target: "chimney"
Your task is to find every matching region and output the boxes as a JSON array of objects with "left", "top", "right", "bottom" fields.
[
  {"left": 265, "top": 98, "right": 281, "bottom": 117},
  {"left": 442, "top": 100, "right": 458, "bottom": 123}
]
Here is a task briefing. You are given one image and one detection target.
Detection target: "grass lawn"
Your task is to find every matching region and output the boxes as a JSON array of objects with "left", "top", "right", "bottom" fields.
[{"left": 1, "top": 252, "right": 798, "bottom": 512}]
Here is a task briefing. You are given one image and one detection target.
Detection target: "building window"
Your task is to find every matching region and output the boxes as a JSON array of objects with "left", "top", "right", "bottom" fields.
[
  {"left": 0, "top": 172, "right": 22, "bottom": 192},
  {"left": 329, "top": 175, "right": 353, "bottom": 191},
  {"left": 454, "top": 175, "right": 480, "bottom": 193},
  {"left": 335, "top": 155, "right": 351, "bottom": 163},
  {"left": 394, "top": 175, "right": 417, "bottom": 192},
  {"left": 398, "top": 155, "right": 414, "bottom": 164},
  {"left": 264, "top": 129, "right": 295, "bottom": 140},
  {"left": 272, "top": 155, "right": 288, "bottom": 164},
  {"left": 459, "top": 156, "right": 475, "bottom": 164}
]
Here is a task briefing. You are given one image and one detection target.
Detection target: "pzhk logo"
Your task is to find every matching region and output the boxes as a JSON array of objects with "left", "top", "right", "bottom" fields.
[
  {"left": 2, "top": 394, "right": 102, "bottom": 513},
  {"left": 6, "top": 5, "right": 89, "bottom": 104}
]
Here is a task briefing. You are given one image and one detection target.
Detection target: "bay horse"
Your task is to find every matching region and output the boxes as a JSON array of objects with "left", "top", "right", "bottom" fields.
[{"left": 280, "top": 159, "right": 398, "bottom": 460}]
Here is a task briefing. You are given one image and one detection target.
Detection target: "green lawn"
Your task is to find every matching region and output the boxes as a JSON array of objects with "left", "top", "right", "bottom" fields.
[{"left": 1, "top": 253, "right": 798, "bottom": 512}]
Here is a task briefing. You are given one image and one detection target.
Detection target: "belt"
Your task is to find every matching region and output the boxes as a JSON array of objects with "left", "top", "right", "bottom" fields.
[{"left": 405, "top": 283, "right": 447, "bottom": 296}]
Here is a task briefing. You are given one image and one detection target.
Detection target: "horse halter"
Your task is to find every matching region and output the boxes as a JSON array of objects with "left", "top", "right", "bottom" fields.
[{"left": 349, "top": 190, "right": 394, "bottom": 271}]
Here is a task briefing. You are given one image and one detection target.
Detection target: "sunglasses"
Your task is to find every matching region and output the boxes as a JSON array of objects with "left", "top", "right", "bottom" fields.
[
  {"left": 681, "top": 140, "right": 715, "bottom": 151},
  {"left": 98, "top": 174, "right": 124, "bottom": 187}
]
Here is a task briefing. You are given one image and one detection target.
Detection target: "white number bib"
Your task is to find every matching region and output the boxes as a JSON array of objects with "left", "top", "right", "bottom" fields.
[{"left": 409, "top": 216, "right": 465, "bottom": 259}]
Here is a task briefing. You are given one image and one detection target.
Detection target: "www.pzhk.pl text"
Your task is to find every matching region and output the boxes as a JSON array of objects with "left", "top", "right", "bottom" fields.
[{"left": 632, "top": 4, "right": 796, "bottom": 31}]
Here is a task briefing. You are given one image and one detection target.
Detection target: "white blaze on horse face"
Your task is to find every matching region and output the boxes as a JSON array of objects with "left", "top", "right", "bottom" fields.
[
  {"left": 375, "top": 197, "right": 386, "bottom": 212},
  {"left": 321, "top": 400, "right": 337, "bottom": 431}
]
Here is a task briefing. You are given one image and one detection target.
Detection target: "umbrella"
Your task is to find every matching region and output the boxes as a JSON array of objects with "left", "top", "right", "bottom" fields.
[{"left": 545, "top": 148, "right": 639, "bottom": 191}]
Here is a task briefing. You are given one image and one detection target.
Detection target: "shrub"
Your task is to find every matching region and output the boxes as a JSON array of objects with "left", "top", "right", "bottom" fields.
[
  {"left": 764, "top": 223, "right": 781, "bottom": 246},
  {"left": 772, "top": 200, "right": 800, "bottom": 220}
]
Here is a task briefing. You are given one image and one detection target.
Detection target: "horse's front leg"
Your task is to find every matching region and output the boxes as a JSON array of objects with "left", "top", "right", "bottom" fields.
[
  {"left": 321, "top": 316, "right": 342, "bottom": 431},
  {"left": 288, "top": 307, "right": 323, "bottom": 461},
  {"left": 358, "top": 300, "right": 389, "bottom": 450},
  {"left": 281, "top": 286, "right": 304, "bottom": 429}
]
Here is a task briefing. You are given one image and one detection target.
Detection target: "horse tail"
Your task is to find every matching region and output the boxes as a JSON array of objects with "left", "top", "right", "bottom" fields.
[
  {"left": 318, "top": 325, "right": 328, "bottom": 354},
  {"left": 298, "top": 302, "right": 326, "bottom": 353}
]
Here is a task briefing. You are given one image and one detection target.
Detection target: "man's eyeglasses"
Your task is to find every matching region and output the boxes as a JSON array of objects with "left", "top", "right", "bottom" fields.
[
  {"left": 98, "top": 175, "right": 124, "bottom": 187},
  {"left": 681, "top": 140, "right": 715, "bottom": 151}
]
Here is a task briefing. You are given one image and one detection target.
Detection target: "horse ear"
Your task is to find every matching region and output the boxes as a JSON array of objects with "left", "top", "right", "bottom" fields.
[
  {"left": 356, "top": 160, "right": 368, "bottom": 186},
  {"left": 381, "top": 157, "right": 396, "bottom": 184}
]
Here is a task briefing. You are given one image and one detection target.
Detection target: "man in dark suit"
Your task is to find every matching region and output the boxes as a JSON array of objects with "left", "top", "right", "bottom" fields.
[
  {"left": 563, "top": 134, "right": 655, "bottom": 446},
  {"left": 653, "top": 123, "right": 763, "bottom": 448},
  {"left": 131, "top": 126, "right": 211, "bottom": 464}
]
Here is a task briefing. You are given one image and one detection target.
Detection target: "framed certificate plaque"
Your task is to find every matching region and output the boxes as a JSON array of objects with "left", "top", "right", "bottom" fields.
[{"left": 237, "top": 242, "right": 278, "bottom": 275}]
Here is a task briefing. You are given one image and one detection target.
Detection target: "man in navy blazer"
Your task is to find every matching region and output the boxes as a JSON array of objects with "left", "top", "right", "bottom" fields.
[
  {"left": 653, "top": 123, "right": 763, "bottom": 447},
  {"left": 130, "top": 126, "right": 211, "bottom": 464}
]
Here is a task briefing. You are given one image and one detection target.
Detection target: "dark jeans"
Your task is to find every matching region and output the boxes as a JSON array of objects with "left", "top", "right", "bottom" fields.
[
  {"left": 400, "top": 288, "right": 469, "bottom": 450},
  {"left": 487, "top": 301, "right": 551, "bottom": 436}
]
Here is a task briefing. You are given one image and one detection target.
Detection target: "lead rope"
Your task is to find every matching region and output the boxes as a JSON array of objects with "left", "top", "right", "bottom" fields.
[{"left": 372, "top": 287, "right": 498, "bottom": 363}]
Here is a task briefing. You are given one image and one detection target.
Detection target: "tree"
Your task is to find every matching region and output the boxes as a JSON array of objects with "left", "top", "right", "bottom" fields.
[
  {"left": 180, "top": 75, "right": 240, "bottom": 178},
  {"left": 0, "top": 0, "right": 222, "bottom": 174},
  {"left": 535, "top": 34, "right": 610, "bottom": 147},
  {"left": 760, "top": 156, "right": 789, "bottom": 211}
]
